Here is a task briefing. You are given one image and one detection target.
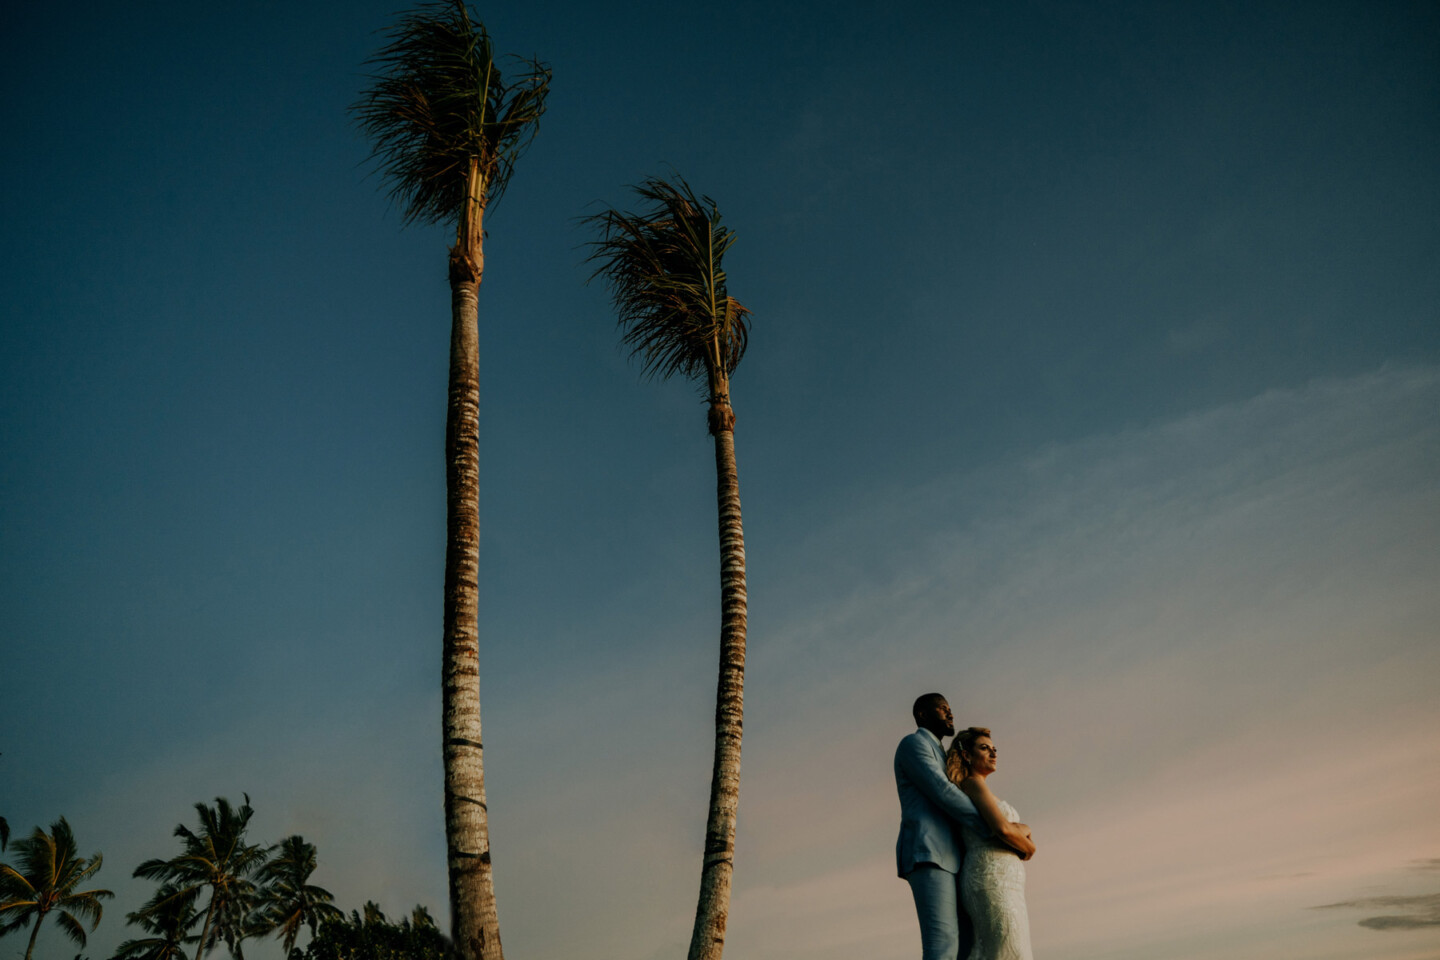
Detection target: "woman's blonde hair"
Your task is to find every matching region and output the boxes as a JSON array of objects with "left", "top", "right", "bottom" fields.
[{"left": 945, "top": 726, "right": 992, "bottom": 783}]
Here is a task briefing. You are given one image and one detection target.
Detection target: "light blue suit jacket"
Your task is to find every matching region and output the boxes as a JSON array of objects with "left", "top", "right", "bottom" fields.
[{"left": 894, "top": 728, "right": 985, "bottom": 877}]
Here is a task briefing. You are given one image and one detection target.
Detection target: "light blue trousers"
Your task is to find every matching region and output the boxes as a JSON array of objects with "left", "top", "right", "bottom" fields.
[{"left": 906, "top": 863, "right": 971, "bottom": 960}]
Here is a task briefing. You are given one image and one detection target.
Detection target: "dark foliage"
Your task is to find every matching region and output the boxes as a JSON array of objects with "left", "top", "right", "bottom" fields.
[{"left": 298, "top": 904, "right": 448, "bottom": 960}]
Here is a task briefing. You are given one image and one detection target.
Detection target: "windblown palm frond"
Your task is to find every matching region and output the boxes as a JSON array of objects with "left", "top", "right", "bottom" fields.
[
  {"left": 585, "top": 176, "right": 751, "bottom": 394},
  {"left": 354, "top": 0, "right": 550, "bottom": 225}
]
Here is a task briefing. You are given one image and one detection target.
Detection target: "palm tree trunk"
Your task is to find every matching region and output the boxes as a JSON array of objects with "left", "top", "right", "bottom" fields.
[
  {"left": 194, "top": 892, "right": 218, "bottom": 960},
  {"left": 442, "top": 167, "right": 502, "bottom": 960},
  {"left": 22, "top": 910, "right": 46, "bottom": 960},
  {"left": 688, "top": 398, "right": 749, "bottom": 960}
]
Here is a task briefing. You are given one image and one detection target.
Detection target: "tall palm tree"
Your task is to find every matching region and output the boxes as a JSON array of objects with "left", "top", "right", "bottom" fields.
[
  {"left": 354, "top": 6, "right": 548, "bottom": 960},
  {"left": 0, "top": 818, "right": 114, "bottom": 960},
  {"left": 114, "top": 887, "right": 198, "bottom": 960},
  {"left": 132, "top": 796, "right": 270, "bottom": 960},
  {"left": 586, "top": 176, "right": 753, "bottom": 960},
  {"left": 254, "top": 836, "right": 340, "bottom": 958}
]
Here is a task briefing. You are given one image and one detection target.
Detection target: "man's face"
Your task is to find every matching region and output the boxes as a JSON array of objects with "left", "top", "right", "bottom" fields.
[{"left": 919, "top": 697, "right": 955, "bottom": 738}]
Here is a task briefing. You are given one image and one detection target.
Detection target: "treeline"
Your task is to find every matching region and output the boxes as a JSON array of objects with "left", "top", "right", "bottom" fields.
[{"left": 0, "top": 798, "right": 442, "bottom": 960}]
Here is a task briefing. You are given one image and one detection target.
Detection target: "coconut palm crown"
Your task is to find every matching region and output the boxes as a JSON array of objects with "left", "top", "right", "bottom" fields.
[
  {"left": 585, "top": 176, "right": 752, "bottom": 424},
  {"left": 586, "top": 175, "right": 753, "bottom": 960},
  {"left": 0, "top": 817, "right": 114, "bottom": 960},
  {"left": 354, "top": 0, "right": 550, "bottom": 257}
]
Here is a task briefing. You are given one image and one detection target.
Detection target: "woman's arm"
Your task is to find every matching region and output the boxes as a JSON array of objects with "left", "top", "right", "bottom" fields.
[{"left": 958, "top": 777, "right": 1036, "bottom": 860}]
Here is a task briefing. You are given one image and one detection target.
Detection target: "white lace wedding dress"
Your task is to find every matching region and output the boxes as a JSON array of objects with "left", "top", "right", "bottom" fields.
[{"left": 957, "top": 798, "right": 1033, "bottom": 960}]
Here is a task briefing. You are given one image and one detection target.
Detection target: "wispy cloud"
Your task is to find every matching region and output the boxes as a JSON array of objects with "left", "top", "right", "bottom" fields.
[{"left": 1312, "top": 892, "right": 1440, "bottom": 930}]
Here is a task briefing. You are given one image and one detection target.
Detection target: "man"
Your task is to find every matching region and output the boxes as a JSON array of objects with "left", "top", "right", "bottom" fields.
[{"left": 895, "top": 693, "right": 1032, "bottom": 960}]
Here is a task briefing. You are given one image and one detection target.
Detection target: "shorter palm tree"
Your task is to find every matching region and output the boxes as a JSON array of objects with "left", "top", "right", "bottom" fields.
[
  {"left": 254, "top": 836, "right": 341, "bottom": 958},
  {"left": 114, "top": 887, "right": 199, "bottom": 960},
  {"left": 0, "top": 818, "right": 114, "bottom": 960},
  {"left": 586, "top": 175, "right": 754, "bottom": 960}
]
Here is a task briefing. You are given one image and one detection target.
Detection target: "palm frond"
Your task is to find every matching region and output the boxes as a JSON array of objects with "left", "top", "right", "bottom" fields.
[
  {"left": 0, "top": 904, "right": 36, "bottom": 936},
  {"left": 354, "top": 0, "right": 550, "bottom": 225},
  {"left": 0, "top": 862, "right": 37, "bottom": 898},
  {"left": 113, "top": 934, "right": 191, "bottom": 960},
  {"left": 53, "top": 910, "right": 89, "bottom": 947},
  {"left": 128, "top": 885, "right": 201, "bottom": 931},
  {"left": 10, "top": 823, "right": 58, "bottom": 882},
  {"left": 64, "top": 851, "right": 104, "bottom": 889},
  {"left": 65, "top": 894, "right": 112, "bottom": 932},
  {"left": 585, "top": 175, "right": 751, "bottom": 394},
  {"left": 256, "top": 837, "right": 315, "bottom": 886}
]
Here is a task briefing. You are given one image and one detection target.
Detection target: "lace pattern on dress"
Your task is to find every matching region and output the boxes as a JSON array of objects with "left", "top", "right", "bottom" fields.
[{"left": 957, "top": 799, "right": 1034, "bottom": 960}]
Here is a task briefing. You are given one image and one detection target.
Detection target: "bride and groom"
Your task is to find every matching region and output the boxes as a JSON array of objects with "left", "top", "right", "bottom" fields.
[{"left": 895, "top": 692, "right": 1036, "bottom": 960}]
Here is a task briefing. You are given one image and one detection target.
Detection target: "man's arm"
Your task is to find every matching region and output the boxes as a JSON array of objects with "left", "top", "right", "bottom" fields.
[{"left": 896, "top": 735, "right": 984, "bottom": 831}]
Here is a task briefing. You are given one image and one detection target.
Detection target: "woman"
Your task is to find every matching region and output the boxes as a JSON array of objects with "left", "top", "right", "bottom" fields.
[{"left": 946, "top": 727, "right": 1036, "bottom": 960}]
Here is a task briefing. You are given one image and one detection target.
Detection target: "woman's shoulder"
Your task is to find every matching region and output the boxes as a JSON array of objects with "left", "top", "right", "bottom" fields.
[{"left": 956, "top": 775, "right": 984, "bottom": 799}]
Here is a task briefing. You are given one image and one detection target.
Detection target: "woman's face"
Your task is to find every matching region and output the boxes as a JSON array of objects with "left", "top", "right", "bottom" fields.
[{"left": 967, "top": 735, "right": 998, "bottom": 775}]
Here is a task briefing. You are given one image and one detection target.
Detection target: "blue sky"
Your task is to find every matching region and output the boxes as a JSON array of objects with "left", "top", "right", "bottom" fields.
[{"left": 2, "top": 2, "right": 1437, "bottom": 959}]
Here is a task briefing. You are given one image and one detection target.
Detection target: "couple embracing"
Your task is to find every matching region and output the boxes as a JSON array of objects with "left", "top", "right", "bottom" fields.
[{"left": 895, "top": 692, "right": 1037, "bottom": 960}]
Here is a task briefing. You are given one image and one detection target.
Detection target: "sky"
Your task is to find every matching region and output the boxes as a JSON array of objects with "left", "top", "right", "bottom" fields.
[{"left": 1, "top": 1, "right": 1437, "bottom": 959}]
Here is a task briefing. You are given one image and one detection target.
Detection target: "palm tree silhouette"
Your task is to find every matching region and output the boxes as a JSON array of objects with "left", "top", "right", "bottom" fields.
[
  {"left": 354, "top": 6, "right": 549, "bottom": 959},
  {"left": 254, "top": 836, "right": 341, "bottom": 958},
  {"left": 114, "top": 888, "right": 198, "bottom": 960},
  {"left": 586, "top": 175, "right": 753, "bottom": 960},
  {"left": 0, "top": 818, "right": 114, "bottom": 960},
  {"left": 132, "top": 796, "right": 269, "bottom": 960}
]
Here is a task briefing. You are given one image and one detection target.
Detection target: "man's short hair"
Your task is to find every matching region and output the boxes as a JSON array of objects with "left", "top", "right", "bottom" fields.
[{"left": 912, "top": 692, "right": 947, "bottom": 723}]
